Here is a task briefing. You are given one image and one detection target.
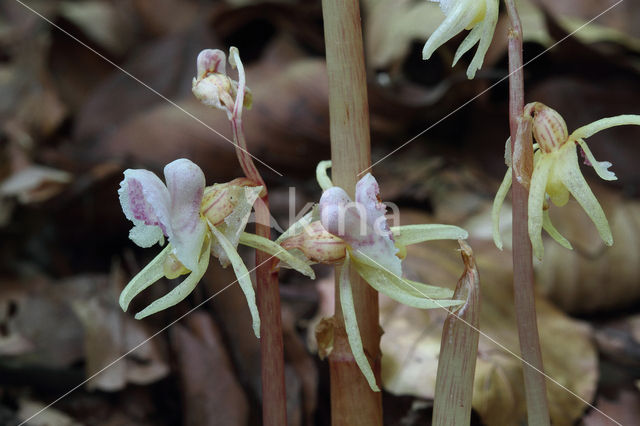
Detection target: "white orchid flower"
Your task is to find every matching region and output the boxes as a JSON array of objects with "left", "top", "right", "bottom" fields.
[
  {"left": 422, "top": 0, "right": 499, "bottom": 79},
  {"left": 118, "top": 159, "right": 313, "bottom": 337},
  {"left": 279, "top": 162, "right": 468, "bottom": 390}
]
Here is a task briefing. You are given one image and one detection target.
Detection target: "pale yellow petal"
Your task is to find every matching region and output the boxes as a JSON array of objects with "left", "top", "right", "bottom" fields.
[
  {"left": 569, "top": 115, "right": 640, "bottom": 140},
  {"left": 542, "top": 209, "right": 572, "bottom": 250},
  {"left": 209, "top": 223, "right": 261, "bottom": 337},
  {"left": 316, "top": 160, "right": 333, "bottom": 191},
  {"left": 574, "top": 138, "right": 616, "bottom": 181},
  {"left": 120, "top": 244, "right": 172, "bottom": 312},
  {"left": 352, "top": 253, "right": 462, "bottom": 310},
  {"left": 528, "top": 157, "right": 553, "bottom": 260},
  {"left": 339, "top": 254, "right": 380, "bottom": 392},
  {"left": 239, "top": 232, "right": 315, "bottom": 279},
  {"left": 492, "top": 166, "right": 512, "bottom": 251},
  {"left": 557, "top": 148, "right": 613, "bottom": 246},
  {"left": 390, "top": 224, "right": 468, "bottom": 247},
  {"left": 134, "top": 241, "right": 211, "bottom": 320}
]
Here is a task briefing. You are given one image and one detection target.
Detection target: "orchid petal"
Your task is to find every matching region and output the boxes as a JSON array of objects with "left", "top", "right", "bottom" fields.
[
  {"left": 211, "top": 185, "right": 262, "bottom": 267},
  {"left": 119, "top": 169, "right": 171, "bottom": 247},
  {"left": 209, "top": 223, "right": 260, "bottom": 337},
  {"left": 320, "top": 177, "right": 402, "bottom": 276},
  {"left": 164, "top": 159, "right": 206, "bottom": 271},
  {"left": 422, "top": 1, "right": 483, "bottom": 61},
  {"left": 557, "top": 147, "right": 613, "bottom": 246},
  {"left": 275, "top": 206, "right": 319, "bottom": 244},
  {"left": 453, "top": 25, "right": 481, "bottom": 66},
  {"left": 574, "top": 138, "right": 617, "bottom": 181},
  {"left": 196, "top": 49, "right": 226, "bottom": 80},
  {"left": 528, "top": 156, "right": 553, "bottom": 260},
  {"left": 466, "top": 0, "right": 498, "bottom": 79},
  {"left": 239, "top": 232, "right": 315, "bottom": 279},
  {"left": 134, "top": 241, "right": 211, "bottom": 320},
  {"left": 569, "top": 115, "right": 640, "bottom": 140},
  {"left": 391, "top": 224, "right": 468, "bottom": 247},
  {"left": 353, "top": 252, "right": 462, "bottom": 310},
  {"left": 316, "top": 160, "right": 333, "bottom": 191},
  {"left": 542, "top": 209, "right": 572, "bottom": 250},
  {"left": 492, "top": 166, "right": 512, "bottom": 250},
  {"left": 339, "top": 253, "right": 380, "bottom": 392},
  {"left": 119, "top": 244, "right": 172, "bottom": 312}
]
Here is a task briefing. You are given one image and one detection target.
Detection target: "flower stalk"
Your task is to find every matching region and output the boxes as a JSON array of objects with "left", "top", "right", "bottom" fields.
[
  {"left": 321, "top": 0, "right": 383, "bottom": 423},
  {"left": 228, "top": 53, "right": 286, "bottom": 425},
  {"left": 505, "top": 1, "right": 551, "bottom": 424}
]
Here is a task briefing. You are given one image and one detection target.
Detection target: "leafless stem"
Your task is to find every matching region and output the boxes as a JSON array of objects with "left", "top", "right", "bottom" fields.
[
  {"left": 505, "top": 1, "right": 550, "bottom": 425},
  {"left": 321, "top": 0, "right": 383, "bottom": 424}
]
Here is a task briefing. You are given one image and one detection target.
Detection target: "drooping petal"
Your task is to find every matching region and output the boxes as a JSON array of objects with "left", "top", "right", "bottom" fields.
[
  {"left": 452, "top": 25, "right": 482, "bottom": 66},
  {"left": 557, "top": 147, "right": 613, "bottom": 246},
  {"left": 119, "top": 244, "right": 173, "bottom": 312},
  {"left": 574, "top": 138, "right": 617, "bottom": 181},
  {"left": 134, "top": 241, "right": 211, "bottom": 320},
  {"left": 465, "top": 0, "right": 498, "bottom": 79},
  {"left": 353, "top": 253, "right": 461, "bottom": 310},
  {"left": 339, "top": 253, "right": 380, "bottom": 391},
  {"left": 528, "top": 156, "right": 554, "bottom": 260},
  {"left": 569, "top": 115, "right": 640, "bottom": 140},
  {"left": 422, "top": 1, "right": 484, "bottom": 61},
  {"left": 211, "top": 185, "right": 262, "bottom": 267},
  {"left": 390, "top": 224, "right": 468, "bottom": 247},
  {"left": 542, "top": 209, "right": 572, "bottom": 250},
  {"left": 119, "top": 168, "right": 171, "bottom": 247},
  {"left": 492, "top": 166, "right": 512, "bottom": 250},
  {"left": 164, "top": 159, "right": 206, "bottom": 271},
  {"left": 209, "top": 223, "right": 260, "bottom": 337},
  {"left": 238, "top": 232, "right": 316, "bottom": 279},
  {"left": 319, "top": 175, "right": 402, "bottom": 276},
  {"left": 316, "top": 160, "right": 333, "bottom": 191}
]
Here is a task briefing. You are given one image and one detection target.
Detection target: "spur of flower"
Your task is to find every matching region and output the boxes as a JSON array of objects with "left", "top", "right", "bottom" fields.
[
  {"left": 118, "top": 158, "right": 313, "bottom": 337},
  {"left": 278, "top": 161, "right": 468, "bottom": 391},
  {"left": 422, "top": 0, "right": 499, "bottom": 79},
  {"left": 492, "top": 102, "right": 640, "bottom": 260}
]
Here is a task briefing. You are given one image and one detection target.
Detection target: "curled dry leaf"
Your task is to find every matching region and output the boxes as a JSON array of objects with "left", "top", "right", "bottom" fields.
[
  {"left": 432, "top": 241, "right": 480, "bottom": 426},
  {"left": 0, "top": 165, "right": 72, "bottom": 204},
  {"left": 380, "top": 210, "right": 597, "bottom": 426}
]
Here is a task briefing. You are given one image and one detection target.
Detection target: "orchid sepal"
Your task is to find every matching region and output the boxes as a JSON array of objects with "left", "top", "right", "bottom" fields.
[{"left": 239, "top": 231, "right": 316, "bottom": 279}]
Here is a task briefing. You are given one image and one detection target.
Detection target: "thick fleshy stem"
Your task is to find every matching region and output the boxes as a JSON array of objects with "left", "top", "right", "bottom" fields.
[
  {"left": 505, "top": 1, "right": 551, "bottom": 425},
  {"left": 322, "top": 0, "right": 383, "bottom": 424},
  {"left": 229, "top": 51, "right": 286, "bottom": 425}
]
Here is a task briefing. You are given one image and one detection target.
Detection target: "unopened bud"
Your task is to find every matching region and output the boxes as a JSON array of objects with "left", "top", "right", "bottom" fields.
[
  {"left": 192, "top": 49, "right": 252, "bottom": 114},
  {"left": 164, "top": 252, "right": 190, "bottom": 279},
  {"left": 524, "top": 102, "right": 569, "bottom": 153},
  {"left": 201, "top": 178, "right": 255, "bottom": 226},
  {"left": 281, "top": 221, "right": 347, "bottom": 264}
]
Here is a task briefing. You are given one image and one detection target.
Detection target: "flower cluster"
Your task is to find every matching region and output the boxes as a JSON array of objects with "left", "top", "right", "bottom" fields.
[
  {"left": 492, "top": 102, "right": 640, "bottom": 259},
  {"left": 422, "top": 0, "right": 499, "bottom": 79}
]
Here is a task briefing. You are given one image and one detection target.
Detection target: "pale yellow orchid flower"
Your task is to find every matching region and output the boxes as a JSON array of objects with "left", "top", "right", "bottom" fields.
[
  {"left": 493, "top": 102, "right": 640, "bottom": 260},
  {"left": 422, "top": 0, "right": 499, "bottom": 79}
]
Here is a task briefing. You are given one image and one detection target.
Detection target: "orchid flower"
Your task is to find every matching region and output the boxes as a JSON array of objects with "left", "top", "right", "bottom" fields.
[
  {"left": 279, "top": 161, "right": 468, "bottom": 391},
  {"left": 492, "top": 102, "right": 640, "bottom": 260},
  {"left": 118, "top": 159, "right": 313, "bottom": 337},
  {"left": 422, "top": 0, "right": 499, "bottom": 79}
]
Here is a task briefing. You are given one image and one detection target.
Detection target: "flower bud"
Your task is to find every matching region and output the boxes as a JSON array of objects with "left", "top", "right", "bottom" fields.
[
  {"left": 192, "top": 49, "right": 252, "bottom": 113},
  {"left": 164, "top": 252, "right": 190, "bottom": 279},
  {"left": 280, "top": 221, "right": 347, "bottom": 264},
  {"left": 200, "top": 178, "right": 256, "bottom": 226},
  {"left": 525, "top": 102, "right": 569, "bottom": 153}
]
